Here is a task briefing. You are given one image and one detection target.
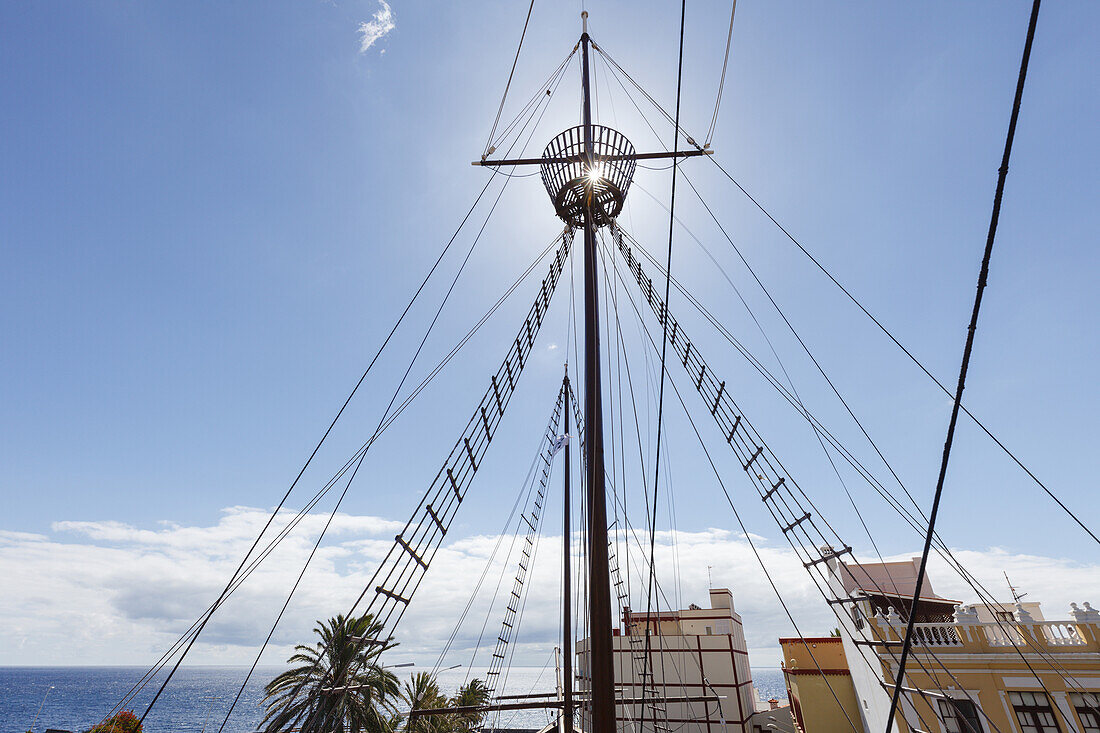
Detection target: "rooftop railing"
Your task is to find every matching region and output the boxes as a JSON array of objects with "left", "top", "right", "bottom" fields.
[{"left": 863, "top": 603, "right": 1100, "bottom": 653}]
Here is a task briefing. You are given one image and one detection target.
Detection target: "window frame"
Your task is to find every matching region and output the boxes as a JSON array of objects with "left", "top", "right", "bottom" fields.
[
  {"left": 937, "top": 697, "right": 984, "bottom": 733},
  {"left": 1071, "top": 692, "right": 1100, "bottom": 733},
  {"left": 1008, "top": 691, "right": 1061, "bottom": 733}
]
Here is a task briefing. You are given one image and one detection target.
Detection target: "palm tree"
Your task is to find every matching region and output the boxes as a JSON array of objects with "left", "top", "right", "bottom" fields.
[
  {"left": 400, "top": 673, "right": 492, "bottom": 733},
  {"left": 449, "top": 679, "right": 490, "bottom": 733},
  {"left": 402, "top": 673, "right": 447, "bottom": 733},
  {"left": 261, "top": 613, "right": 400, "bottom": 733}
]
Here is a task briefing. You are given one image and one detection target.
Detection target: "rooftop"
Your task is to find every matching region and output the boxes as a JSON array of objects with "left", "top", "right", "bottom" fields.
[{"left": 837, "top": 557, "right": 958, "bottom": 605}]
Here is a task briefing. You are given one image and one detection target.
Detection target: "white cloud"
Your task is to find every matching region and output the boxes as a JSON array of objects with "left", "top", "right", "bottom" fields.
[
  {"left": 3, "top": 509, "right": 1099, "bottom": 673},
  {"left": 358, "top": 0, "right": 395, "bottom": 54}
]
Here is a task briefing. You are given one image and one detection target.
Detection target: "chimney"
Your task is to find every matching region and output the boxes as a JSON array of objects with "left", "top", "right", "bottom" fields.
[{"left": 769, "top": 699, "right": 780, "bottom": 710}]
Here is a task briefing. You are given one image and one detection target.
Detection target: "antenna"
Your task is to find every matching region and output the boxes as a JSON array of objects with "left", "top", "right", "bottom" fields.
[
  {"left": 707, "top": 565, "right": 713, "bottom": 589},
  {"left": 1004, "top": 571, "right": 1027, "bottom": 604}
]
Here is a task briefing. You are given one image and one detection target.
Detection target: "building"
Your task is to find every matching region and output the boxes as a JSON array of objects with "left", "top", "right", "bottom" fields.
[
  {"left": 577, "top": 588, "right": 756, "bottom": 733},
  {"left": 780, "top": 554, "right": 1100, "bottom": 733},
  {"left": 780, "top": 635, "right": 862, "bottom": 733}
]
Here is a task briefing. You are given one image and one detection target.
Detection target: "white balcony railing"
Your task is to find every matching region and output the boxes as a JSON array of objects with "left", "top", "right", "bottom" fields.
[
  {"left": 884, "top": 620, "right": 1089, "bottom": 649},
  {"left": 912, "top": 623, "right": 963, "bottom": 647},
  {"left": 982, "top": 622, "right": 1026, "bottom": 647},
  {"left": 1036, "top": 621, "right": 1086, "bottom": 646}
]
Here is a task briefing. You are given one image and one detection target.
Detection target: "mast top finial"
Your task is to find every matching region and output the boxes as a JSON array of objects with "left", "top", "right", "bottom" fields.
[{"left": 581, "top": 11, "right": 588, "bottom": 34}]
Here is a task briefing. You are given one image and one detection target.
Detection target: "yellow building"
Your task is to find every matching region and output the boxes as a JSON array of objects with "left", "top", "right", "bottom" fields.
[
  {"left": 780, "top": 636, "right": 864, "bottom": 733},
  {"left": 781, "top": 555, "right": 1100, "bottom": 733}
]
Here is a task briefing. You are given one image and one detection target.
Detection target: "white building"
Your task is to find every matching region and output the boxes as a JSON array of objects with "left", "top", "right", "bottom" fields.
[{"left": 577, "top": 588, "right": 755, "bottom": 733}]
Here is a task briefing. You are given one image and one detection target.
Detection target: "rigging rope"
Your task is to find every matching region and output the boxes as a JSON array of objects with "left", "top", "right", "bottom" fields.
[
  {"left": 704, "top": 0, "right": 737, "bottom": 146},
  {"left": 490, "top": 48, "right": 577, "bottom": 157},
  {"left": 216, "top": 244, "right": 566, "bottom": 727},
  {"left": 132, "top": 139, "right": 512, "bottom": 727},
  {"left": 619, "top": 218, "right": 1096, "bottom": 708},
  {"left": 598, "top": 239, "right": 676, "bottom": 733},
  {"left": 121, "top": 154, "right": 557, "bottom": 727},
  {"left": 216, "top": 444, "right": 370, "bottom": 732},
  {"left": 484, "top": 0, "right": 538, "bottom": 158},
  {"left": 884, "top": 3, "right": 1043, "bottom": 730},
  {"left": 622, "top": 190, "right": 1094, "bottom": 697},
  {"left": 124, "top": 35, "right": 575, "bottom": 724},
  {"left": 596, "top": 39, "right": 1087, "bottom": 710},
  {"left": 594, "top": 25, "right": 1073, "bottom": 721},
  {"left": 567, "top": 372, "right": 703, "bottom": 733},
  {"left": 484, "top": 384, "right": 567, "bottom": 694},
  {"left": 341, "top": 231, "right": 573, "bottom": 649},
  {"left": 595, "top": 29, "right": 1092, "bottom": 546},
  {"left": 705, "top": 154, "right": 1099, "bottom": 547},
  {"left": 602, "top": 238, "right": 819, "bottom": 729},
  {"left": 436, "top": 418, "right": 549, "bottom": 675},
  {"left": 607, "top": 227, "right": 1009, "bottom": 733},
  {"left": 596, "top": 239, "right": 737, "bottom": 732},
  {"left": 213, "top": 65, "right": 571, "bottom": 726},
  {"left": 626, "top": 263, "right": 864, "bottom": 732},
  {"left": 643, "top": 3, "right": 687, "bottom": 731}
]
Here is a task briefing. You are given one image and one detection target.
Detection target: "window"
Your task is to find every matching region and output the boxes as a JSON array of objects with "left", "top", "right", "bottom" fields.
[
  {"left": 995, "top": 610, "right": 1016, "bottom": 623},
  {"left": 938, "top": 698, "right": 983, "bottom": 733},
  {"left": 1009, "top": 692, "right": 1061, "bottom": 733},
  {"left": 1071, "top": 693, "right": 1100, "bottom": 733}
]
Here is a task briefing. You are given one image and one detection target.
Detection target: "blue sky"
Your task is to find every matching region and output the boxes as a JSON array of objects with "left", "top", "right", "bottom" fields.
[{"left": 1, "top": 1, "right": 1097, "bottom": 667}]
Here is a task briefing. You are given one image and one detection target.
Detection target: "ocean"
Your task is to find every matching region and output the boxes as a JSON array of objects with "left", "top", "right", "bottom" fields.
[{"left": 1, "top": 666, "right": 787, "bottom": 733}]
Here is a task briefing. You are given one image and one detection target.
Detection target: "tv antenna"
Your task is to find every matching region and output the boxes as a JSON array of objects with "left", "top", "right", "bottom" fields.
[{"left": 1004, "top": 571, "right": 1027, "bottom": 604}]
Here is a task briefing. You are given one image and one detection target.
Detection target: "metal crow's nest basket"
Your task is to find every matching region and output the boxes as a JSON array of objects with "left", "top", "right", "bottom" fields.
[{"left": 540, "top": 125, "right": 636, "bottom": 228}]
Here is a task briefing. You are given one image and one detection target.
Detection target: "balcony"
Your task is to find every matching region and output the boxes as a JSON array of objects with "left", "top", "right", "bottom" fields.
[{"left": 865, "top": 604, "right": 1100, "bottom": 654}]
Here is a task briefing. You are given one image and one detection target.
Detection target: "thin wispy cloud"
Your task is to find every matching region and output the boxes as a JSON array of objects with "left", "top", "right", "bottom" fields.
[{"left": 358, "top": 0, "right": 395, "bottom": 54}]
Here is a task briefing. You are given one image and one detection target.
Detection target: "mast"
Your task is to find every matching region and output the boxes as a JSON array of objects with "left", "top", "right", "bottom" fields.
[
  {"left": 556, "top": 646, "right": 565, "bottom": 733},
  {"left": 475, "top": 16, "right": 708, "bottom": 730},
  {"left": 579, "top": 11, "right": 616, "bottom": 733},
  {"left": 562, "top": 372, "right": 574, "bottom": 733}
]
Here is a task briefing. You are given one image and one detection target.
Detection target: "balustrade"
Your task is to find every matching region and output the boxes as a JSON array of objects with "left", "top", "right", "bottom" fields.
[
  {"left": 912, "top": 623, "right": 963, "bottom": 647},
  {"left": 1035, "top": 621, "right": 1086, "bottom": 646},
  {"left": 871, "top": 617, "right": 1095, "bottom": 650}
]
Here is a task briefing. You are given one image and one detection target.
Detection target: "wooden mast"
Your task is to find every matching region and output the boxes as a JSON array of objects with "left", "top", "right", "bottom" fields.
[
  {"left": 563, "top": 371, "right": 574, "bottom": 733},
  {"left": 579, "top": 11, "right": 616, "bottom": 733}
]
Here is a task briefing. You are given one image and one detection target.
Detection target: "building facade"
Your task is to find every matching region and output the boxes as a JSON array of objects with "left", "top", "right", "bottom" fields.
[
  {"left": 780, "top": 636, "right": 863, "bottom": 733},
  {"left": 781, "top": 555, "right": 1100, "bottom": 733},
  {"left": 577, "top": 588, "right": 756, "bottom": 733}
]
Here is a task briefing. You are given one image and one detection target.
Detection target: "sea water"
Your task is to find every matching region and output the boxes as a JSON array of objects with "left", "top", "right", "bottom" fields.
[{"left": 1, "top": 666, "right": 787, "bottom": 733}]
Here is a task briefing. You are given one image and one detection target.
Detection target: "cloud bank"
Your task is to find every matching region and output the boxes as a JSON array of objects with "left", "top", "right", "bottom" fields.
[
  {"left": 358, "top": 0, "right": 395, "bottom": 54},
  {"left": 3, "top": 507, "right": 1098, "bottom": 672}
]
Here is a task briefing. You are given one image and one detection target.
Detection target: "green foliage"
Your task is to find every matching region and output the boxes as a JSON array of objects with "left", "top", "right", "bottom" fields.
[
  {"left": 398, "top": 673, "right": 492, "bottom": 733},
  {"left": 86, "top": 711, "right": 142, "bottom": 733},
  {"left": 261, "top": 614, "right": 401, "bottom": 733},
  {"left": 449, "top": 678, "right": 491, "bottom": 733},
  {"left": 402, "top": 672, "right": 446, "bottom": 733}
]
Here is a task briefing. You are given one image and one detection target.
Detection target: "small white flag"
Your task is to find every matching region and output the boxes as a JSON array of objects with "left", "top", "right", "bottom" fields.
[{"left": 549, "top": 433, "right": 571, "bottom": 456}]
